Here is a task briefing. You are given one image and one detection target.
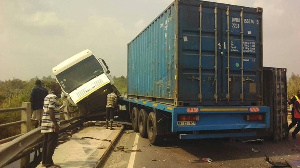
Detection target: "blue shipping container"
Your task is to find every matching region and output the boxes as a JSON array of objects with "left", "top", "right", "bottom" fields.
[{"left": 128, "top": 0, "right": 263, "bottom": 106}]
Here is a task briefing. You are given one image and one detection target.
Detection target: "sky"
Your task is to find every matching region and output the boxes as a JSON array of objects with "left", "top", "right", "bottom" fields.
[{"left": 0, "top": 0, "right": 299, "bottom": 81}]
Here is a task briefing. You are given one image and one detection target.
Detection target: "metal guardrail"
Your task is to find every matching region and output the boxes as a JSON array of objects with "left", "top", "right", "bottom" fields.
[
  {"left": 0, "top": 127, "right": 42, "bottom": 167},
  {"left": 0, "top": 102, "right": 31, "bottom": 144},
  {"left": 0, "top": 102, "right": 81, "bottom": 167},
  {"left": 0, "top": 116, "right": 82, "bottom": 167}
]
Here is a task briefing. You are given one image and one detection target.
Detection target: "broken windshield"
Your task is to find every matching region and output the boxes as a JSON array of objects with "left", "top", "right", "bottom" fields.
[{"left": 56, "top": 55, "right": 104, "bottom": 93}]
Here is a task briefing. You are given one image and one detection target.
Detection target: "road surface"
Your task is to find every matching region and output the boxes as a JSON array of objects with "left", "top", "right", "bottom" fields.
[{"left": 104, "top": 130, "right": 300, "bottom": 168}]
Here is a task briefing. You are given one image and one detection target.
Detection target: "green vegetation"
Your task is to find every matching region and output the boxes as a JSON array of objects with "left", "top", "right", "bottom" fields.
[
  {"left": 287, "top": 73, "right": 300, "bottom": 98},
  {"left": 0, "top": 76, "right": 56, "bottom": 140},
  {"left": 113, "top": 76, "right": 127, "bottom": 95}
]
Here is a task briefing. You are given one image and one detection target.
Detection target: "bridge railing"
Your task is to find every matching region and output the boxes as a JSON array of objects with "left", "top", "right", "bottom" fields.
[
  {"left": 0, "top": 102, "right": 32, "bottom": 144},
  {"left": 0, "top": 102, "right": 82, "bottom": 168}
]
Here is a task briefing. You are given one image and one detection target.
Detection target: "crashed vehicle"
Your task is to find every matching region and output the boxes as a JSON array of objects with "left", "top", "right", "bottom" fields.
[{"left": 52, "top": 49, "right": 118, "bottom": 115}]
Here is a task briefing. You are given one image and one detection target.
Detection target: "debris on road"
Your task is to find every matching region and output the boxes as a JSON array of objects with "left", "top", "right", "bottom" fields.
[
  {"left": 80, "top": 136, "right": 111, "bottom": 142},
  {"left": 202, "top": 158, "right": 212, "bottom": 163},
  {"left": 286, "top": 160, "right": 300, "bottom": 168},
  {"left": 251, "top": 148, "right": 260, "bottom": 153},
  {"left": 190, "top": 159, "right": 202, "bottom": 163},
  {"left": 242, "top": 139, "right": 264, "bottom": 144},
  {"left": 265, "top": 155, "right": 290, "bottom": 167},
  {"left": 114, "top": 145, "right": 141, "bottom": 153},
  {"left": 114, "top": 146, "right": 126, "bottom": 152}
]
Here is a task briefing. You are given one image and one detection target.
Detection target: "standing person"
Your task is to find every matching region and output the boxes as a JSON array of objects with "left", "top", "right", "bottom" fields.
[
  {"left": 60, "top": 94, "right": 70, "bottom": 120},
  {"left": 288, "top": 91, "right": 300, "bottom": 131},
  {"left": 292, "top": 98, "right": 300, "bottom": 139},
  {"left": 41, "top": 83, "right": 62, "bottom": 168},
  {"left": 30, "top": 79, "right": 48, "bottom": 127},
  {"left": 288, "top": 90, "right": 300, "bottom": 139},
  {"left": 106, "top": 91, "right": 117, "bottom": 130}
]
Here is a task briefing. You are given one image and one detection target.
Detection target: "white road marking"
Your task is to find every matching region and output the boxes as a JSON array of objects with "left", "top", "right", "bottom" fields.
[{"left": 127, "top": 133, "right": 139, "bottom": 168}]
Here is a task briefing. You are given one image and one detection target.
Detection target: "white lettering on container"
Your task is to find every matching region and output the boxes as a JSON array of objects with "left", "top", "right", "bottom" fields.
[
  {"left": 232, "top": 17, "right": 240, "bottom": 29},
  {"left": 244, "top": 18, "right": 255, "bottom": 24},
  {"left": 232, "top": 17, "right": 240, "bottom": 23},
  {"left": 232, "top": 23, "right": 239, "bottom": 29},
  {"left": 243, "top": 41, "right": 256, "bottom": 53},
  {"left": 231, "top": 41, "right": 238, "bottom": 52}
]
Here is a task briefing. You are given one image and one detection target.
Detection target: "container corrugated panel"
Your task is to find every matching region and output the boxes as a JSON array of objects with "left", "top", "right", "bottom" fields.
[
  {"left": 263, "top": 67, "right": 288, "bottom": 141},
  {"left": 128, "top": 0, "right": 263, "bottom": 106}
]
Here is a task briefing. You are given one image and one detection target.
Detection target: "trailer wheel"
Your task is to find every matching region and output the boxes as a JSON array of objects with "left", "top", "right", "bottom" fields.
[
  {"left": 131, "top": 107, "right": 139, "bottom": 132},
  {"left": 147, "top": 112, "right": 161, "bottom": 145},
  {"left": 138, "top": 109, "right": 148, "bottom": 138}
]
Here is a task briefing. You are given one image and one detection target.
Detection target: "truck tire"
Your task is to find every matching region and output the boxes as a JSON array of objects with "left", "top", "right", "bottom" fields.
[
  {"left": 138, "top": 109, "right": 148, "bottom": 138},
  {"left": 131, "top": 107, "right": 139, "bottom": 132},
  {"left": 147, "top": 112, "right": 161, "bottom": 145}
]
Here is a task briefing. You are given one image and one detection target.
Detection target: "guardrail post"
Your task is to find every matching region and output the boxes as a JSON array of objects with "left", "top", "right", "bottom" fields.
[
  {"left": 21, "top": 102, "right": 31, "bottom": 167},
  {"left": 21, "top": 102, "right": 31, "bottom": 134}
]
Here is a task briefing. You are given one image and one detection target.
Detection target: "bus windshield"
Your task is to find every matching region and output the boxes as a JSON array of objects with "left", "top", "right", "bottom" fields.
[{"left": 56, "top": 55, "right": 104, "bottom": 93}]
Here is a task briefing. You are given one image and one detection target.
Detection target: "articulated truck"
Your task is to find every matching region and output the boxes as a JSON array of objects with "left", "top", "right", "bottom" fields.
[
  {"left": 52, "top": 49, "right": 118, "bottom": 115},
  {"left": 52, "top": 0, "right": 288, "bottom": 145},
  {"left": 118, "top": 0, "right": 288, "bottom": 144}
]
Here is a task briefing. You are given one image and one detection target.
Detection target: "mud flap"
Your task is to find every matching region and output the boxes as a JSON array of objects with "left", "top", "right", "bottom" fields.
[{"left": 155, "top": 110, "right": 172, "bottom": 136}]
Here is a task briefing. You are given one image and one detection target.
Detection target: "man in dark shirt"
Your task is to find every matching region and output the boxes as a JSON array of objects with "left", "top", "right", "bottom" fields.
[{"left": 30, "top": 80, "right": 48, "bottom": 126}]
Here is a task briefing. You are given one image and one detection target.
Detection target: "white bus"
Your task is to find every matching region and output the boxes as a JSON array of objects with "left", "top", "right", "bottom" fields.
[{"left": 52, "top": 49, "right": 116, "bottom": 114}]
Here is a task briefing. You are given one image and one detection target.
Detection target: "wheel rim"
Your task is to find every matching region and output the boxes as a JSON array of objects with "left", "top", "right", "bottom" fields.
[
  {"left": 148, "top": 116, "right": 154, "bottom": 137},
  {"left": 132, "top": 109, "right": 137, "bottom": 123},
  {"left": 139, "top": 114, "right": 143, "bottom": 129}
]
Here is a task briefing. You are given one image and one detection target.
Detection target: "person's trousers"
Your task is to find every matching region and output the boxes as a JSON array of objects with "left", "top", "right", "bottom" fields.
[
  {"left": 42, "top": 132, "right": 58, "bottom": 166},
  {"left": 106, "top": 107, "right": 114, "bottom": 122},
  {"left": 293, "top": 123, "right": 300, "bottom": 135},
  {"left": 288, "top": 117, "right": 297, "bottom": 130}
]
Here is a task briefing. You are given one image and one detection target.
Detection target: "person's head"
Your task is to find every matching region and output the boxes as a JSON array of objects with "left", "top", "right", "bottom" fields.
[
  {"left": 35, "top": 80, "right": 42, "bottom": 86},
  {"left": 49, "top": 82, "right": 62, "bottom": 96}
]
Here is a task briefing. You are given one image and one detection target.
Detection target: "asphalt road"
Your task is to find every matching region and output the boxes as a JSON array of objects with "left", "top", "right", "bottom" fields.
[{"left": 104, "top": 130, "right": 300, "bottom": 168}]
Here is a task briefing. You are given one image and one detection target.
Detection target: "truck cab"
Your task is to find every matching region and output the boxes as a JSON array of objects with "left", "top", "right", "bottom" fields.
[{"left": 53, "top": 49, "right": 116, "bottom": 115}]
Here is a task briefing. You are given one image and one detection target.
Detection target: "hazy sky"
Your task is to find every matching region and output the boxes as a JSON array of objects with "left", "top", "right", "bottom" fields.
[{"left": 0, "top": 0, "right": 299, "bottom": 81}]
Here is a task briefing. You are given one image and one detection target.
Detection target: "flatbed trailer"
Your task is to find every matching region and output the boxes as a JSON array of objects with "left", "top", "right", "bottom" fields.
[{"left": 119, "top": 97, "right": 270, "bottom": 144}]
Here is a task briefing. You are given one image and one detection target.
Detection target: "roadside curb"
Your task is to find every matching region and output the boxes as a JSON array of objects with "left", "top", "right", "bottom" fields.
[{"left": 96, "top": 125, "right": 124, "bottom": 168}]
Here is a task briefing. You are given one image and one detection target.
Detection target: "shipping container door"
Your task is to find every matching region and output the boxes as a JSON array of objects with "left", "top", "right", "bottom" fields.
[
  {"left": 221, "top": 6, "right": 263, "bottom": 105},
  {"left": 178, "top": 0, "right": 262, "bottom": 106},
  {"left": 178, "top": 2, "right": 218, "bottom": 105}
]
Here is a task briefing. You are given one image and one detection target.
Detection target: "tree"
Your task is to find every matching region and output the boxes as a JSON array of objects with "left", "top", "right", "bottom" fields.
[
  {"left": 113, "top": 76, "right": 127, "bottom": 95},
  {"left": 287, "top": 73, "right": 300, "bottom": 98}
]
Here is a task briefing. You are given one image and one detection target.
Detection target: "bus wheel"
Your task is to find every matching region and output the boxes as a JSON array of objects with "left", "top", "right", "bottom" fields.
[
  {"left": 138, "top": 109, "right": 148, "bottom": 138},
  {"left": 131, "top": 107, "right": 139, "bottom": 132}
]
